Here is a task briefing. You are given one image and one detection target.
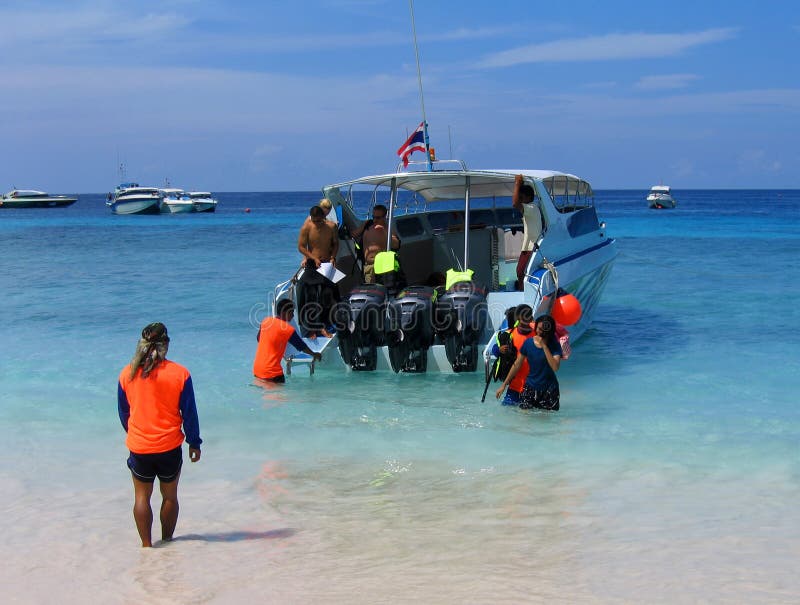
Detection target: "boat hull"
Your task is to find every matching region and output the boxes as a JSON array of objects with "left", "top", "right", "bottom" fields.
[
  {"left": 0, "top": 197, "right": 77, "bottom": 208},
  {"left": 647, "top": 197, "right": 676, "bottom": 209},
  {"left": 192, "top": 202, "right": 217, "bottom": 213},
  {"left": 111, "top": 198, "right": 161, "bottom": 215},
  {"left": 281, "top": 250, "right": 616, "bottom": 374},
  {"left": 647, "top": 189, "right": 676, "bottom": 209},
  {"left": 161, "top": 201, "right": 194, "bottom": 214}
]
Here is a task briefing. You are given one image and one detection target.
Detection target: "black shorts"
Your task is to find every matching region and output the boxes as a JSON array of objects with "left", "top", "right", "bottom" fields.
[
  {"left": 257, "top": 374, "right": 286, "bottom": 384},
  {"left": 127, "top": 446, "right": 183, "bottom": 483},
  {"left": 519, "top": 382, "right": 560, "bottom": 411}
]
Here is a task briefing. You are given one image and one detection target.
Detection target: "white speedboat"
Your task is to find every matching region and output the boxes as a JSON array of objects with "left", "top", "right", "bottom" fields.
[
  {"left": 188, "top": 191, "right": 218, "bottom": 213},
  {"left": 271, "top": 159, "right": 617, "bottom": 374},
  {"left": 1, "top": 189, "right": 77, "bottom": 208},
  {"left": 647, "top": 185, "right": 676, "bottom": 209},
  {"left": 160, "top": 188, "right": 194, "bottom": 214},
  {"left": 107, "top": 183, "right": 162, "bottom": 215}
]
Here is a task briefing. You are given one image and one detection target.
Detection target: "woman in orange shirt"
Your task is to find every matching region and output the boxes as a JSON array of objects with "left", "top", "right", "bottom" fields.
[{"left": 117, "top": 322, "right": 202, "bottom": 547}]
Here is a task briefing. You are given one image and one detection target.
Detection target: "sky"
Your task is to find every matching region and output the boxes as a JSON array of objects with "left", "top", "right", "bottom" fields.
[{"left": 1, "top": 0, "right": 798, "bottom": 192}]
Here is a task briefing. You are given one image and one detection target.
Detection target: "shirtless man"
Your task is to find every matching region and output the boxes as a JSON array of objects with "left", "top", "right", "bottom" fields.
[
  {"left": 297, "top": 205, "right": 340, "bottom": 338},
  {"left": 352, "top": 204, "right": 400, "bottom": 283},
  {"left": 298, "top": 205, "right": 339, "bottom": 268}
]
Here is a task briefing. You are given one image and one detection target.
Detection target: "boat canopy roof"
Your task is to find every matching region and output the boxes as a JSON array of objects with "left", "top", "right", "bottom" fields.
[
  {"left": 324, "top": 169, "right": 593, "bottom": 202},
  {"left": 119, "top": 187, "right": 161, "bottom": 194},
  {"left": 649, "top": 185, "right": 671, "bottom": 193},
  {"left": 6, "top": 189, "right": 47, "bottom": 197}
]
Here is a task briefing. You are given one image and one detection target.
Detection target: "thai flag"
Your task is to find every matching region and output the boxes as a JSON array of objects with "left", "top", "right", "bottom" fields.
[{"left": 397, "top": 122, "right": 426, "bottom": 167}]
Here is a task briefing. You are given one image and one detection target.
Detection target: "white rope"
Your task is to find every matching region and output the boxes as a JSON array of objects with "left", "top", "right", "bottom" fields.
[{"left": 541, "top": 257, "right": 559, "bottom": 313}]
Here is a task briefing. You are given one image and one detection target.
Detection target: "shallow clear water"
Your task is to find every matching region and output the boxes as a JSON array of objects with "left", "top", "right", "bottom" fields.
[{"left": 1, "top": 190, "right": 799, "bottom": 603}]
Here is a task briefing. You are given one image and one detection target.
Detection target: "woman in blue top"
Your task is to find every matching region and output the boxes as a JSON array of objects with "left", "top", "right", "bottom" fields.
[{"left": 495, "top": 314, "right": 562, "bottom": 411}]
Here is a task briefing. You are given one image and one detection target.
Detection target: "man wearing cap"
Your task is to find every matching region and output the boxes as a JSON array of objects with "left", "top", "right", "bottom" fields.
[{"left": 117, "top": 322, "right": 202, "bottom": 547}]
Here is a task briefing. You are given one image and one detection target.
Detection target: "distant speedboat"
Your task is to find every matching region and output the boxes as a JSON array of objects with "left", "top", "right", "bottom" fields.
[
  {"left": 1, "top": 189, "right": 77, "bottom": 208},
  {"left": 647, "top": 185, "right": 676, "bottom": 209},
  {"left": 188, "top": 191, "right": 218, "bottom": 213},
  {"left": 107, "top": 183, "right": 162, "bottom": 215},
  {"left": 160, "top": 188, "right": 194, "bottom": 214}
]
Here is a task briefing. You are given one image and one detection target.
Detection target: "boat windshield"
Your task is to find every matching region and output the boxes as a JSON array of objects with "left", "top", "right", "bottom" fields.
[{"left": 542, "top": 176, "right": 594, "bottom": 213}]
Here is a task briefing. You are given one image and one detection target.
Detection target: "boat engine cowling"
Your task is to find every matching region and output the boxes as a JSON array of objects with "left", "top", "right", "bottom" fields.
[
  {"left": 386, "top": 286, "right": 436, "bottom": 373},
  {"left": 334, "top": 284, "right": 387, "bottom": 371},
  {"left": 435, "top": 280, "right": 488, "bottom": 372}
]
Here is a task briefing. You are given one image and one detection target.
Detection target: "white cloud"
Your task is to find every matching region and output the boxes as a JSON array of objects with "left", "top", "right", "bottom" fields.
[
  {"left": 635, "top": 74, "right": 701, "bottom": 91},
  {"left": 737, "top": 149, "right": 782, "bottom": 174},
  {"left": 477, "top": 28, "right": 738, "bottom": 68},
  {"left": 0, "top": 6, "right": 191, "bottom": 46}
]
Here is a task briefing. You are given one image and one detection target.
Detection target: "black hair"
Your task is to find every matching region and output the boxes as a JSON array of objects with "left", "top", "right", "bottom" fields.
[
  {"left": 276, "top": 298, "right": 294, "bottom": 317},
  {"left": 504, "top": 306, "right": 517, "bottom": 328},
  {"left": 520, "top": 184, "right": 535, "bottom": 200},
  {"left": 309, "top": 205, "right": 325, "bottom": 218},
  {"left": 535, "top": 314, "right": 556, "bottom": 338},
  {"left": 515, "top": 304, "right": 533, "bottom": 323},
  {"left": 373, "top": 204, "right": 388, "bottom": 216}
]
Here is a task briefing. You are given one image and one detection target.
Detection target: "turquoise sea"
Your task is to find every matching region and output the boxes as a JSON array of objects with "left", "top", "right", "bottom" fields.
[{"left": 1, "top": 190, "right": 798, "bottom": 603}]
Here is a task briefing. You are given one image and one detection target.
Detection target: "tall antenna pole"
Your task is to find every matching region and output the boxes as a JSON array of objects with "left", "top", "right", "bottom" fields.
[
  {"left": 448, "top": 125, "right": 453, "bottom": 159},
  {"left": 409, "top": 0, "right": 432, "bottom": 171}
]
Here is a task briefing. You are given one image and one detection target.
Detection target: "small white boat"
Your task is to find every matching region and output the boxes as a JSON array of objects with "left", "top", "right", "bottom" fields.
[
  {"left": 271, "top": 159, "right": 617, "bottom": 374},
  {"left": 160, "top": 188, "right": 194, "bottom": 214},
  {"left": 188, "top": 191, "right": 218, "bottom": 213},
  {"left": 107, "top": 183, "right": 162, "bottom": 215},
  {"left": 1, "top": 189, "right": 77, "bottom": 208},
  {"left": 647, "top": 185, "right": 676, "bottom": 209}
]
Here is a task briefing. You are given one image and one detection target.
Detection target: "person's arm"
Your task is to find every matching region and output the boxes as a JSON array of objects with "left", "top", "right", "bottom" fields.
[
  {"left": 389, "top": 229, "right": 400, "bottom": 250},
  {"left": 288, "top": 330, "right": 322, "bottom": 362},
  {"left": 495, "top": 352, "right": 525, "bottom": 399},
  {"left": 117, "top": 382, "right": 130, "bottom": 432},
  {"left": 535, "top": 336, "right": 561, "bottom": 372},
  {"left": 178, "top": 376, "right": 202, "bottom": 462},
  {"left": 512, "top": 173, "right": 525, "bottom": 211},
  {"left": 297, "top": 223, "right": 317, "bottom": 265}
]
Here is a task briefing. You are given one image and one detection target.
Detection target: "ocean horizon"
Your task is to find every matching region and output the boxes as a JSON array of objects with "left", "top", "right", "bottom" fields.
[{"left": 1, "top": 188, "right": 798, "bottom": 603}]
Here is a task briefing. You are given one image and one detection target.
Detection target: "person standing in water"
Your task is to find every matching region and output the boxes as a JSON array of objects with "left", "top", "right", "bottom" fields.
[
  {"left": 495, "top": 314, "right": 562, "bottom": 410},
  {"left": 117, "top": 322, "right": 202, "bottom": 547},
  {"left": 253, "top": 298, "right": 322, "bottom": 383}
]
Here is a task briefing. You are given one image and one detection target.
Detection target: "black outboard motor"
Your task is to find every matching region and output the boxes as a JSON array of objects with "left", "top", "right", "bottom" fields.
[
  {"left": 435, "top": 279, "right": 488, "bottom": 372},
  {"left": 386, "top": 286, "right": 436, "bottom": 373},
  {"left": 333, "top": 284, "right": 387, "bottom": 371}
]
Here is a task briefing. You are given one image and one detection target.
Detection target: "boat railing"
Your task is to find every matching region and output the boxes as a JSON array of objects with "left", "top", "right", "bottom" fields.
[
  {"left": 272, "top": 266, "right": 304, "bottom": 313},
  {"left": 525, "top": 265, "right": 556, "bottom": 307},
  {"left": 395, "top": 158, "right": 469, "bottom": 173}
]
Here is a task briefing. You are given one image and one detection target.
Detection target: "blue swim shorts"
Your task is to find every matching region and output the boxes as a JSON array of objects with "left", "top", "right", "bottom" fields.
[
  {"left": 127, "top": 446, "right": 183, "bottom": 483},
  {"left": 502, "top": 388, "right": 522, "bottom": 406}
]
